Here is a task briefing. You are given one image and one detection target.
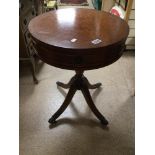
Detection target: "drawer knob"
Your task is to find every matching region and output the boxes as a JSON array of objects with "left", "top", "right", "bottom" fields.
[{"left": 74, "top": 56, "right": 83, "bottom": 64}]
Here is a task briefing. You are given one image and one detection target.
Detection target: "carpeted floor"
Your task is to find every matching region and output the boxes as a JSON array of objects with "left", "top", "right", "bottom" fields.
[{"left": 20, "top": 51, "right": 135, "bottom": 155}]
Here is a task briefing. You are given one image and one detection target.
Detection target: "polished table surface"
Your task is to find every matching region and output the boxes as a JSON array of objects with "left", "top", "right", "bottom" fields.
[
  {"left": 28, "top": 8, "right": 129, "bottom": 126},
  {"left": 29, "top": 8, "right": 129, "bottom": 70}
]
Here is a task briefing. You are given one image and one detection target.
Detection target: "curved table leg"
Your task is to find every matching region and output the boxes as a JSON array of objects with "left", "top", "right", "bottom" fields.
[
  {"left": 49, "top": 71, "right": 108, "bottom": 126},
  {"left": 56, "top": 76, "right": 75, "bottom": 89},
  {"left": 48, "top": 84, "right": 77, "bottom": 124},
  {"left": 81, "top": 83, "right": 108, "bottom": 125},
  {"left": 83, "top": 77, "right": 102, "bottom": 89}
]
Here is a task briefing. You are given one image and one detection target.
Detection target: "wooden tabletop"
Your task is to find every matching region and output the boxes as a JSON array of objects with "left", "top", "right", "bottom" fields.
[{"left": 28, "top": 8, "right": 129, "bottom": 70}]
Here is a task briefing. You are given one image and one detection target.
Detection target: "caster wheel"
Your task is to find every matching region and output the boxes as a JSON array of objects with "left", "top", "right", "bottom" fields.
[
  {"left": 48, "top": 117, "right": 57, "bottom": 124},
  {"left": 100, "top": 119, "right": 108, "bottom": 125},
  {"left": 34, "top": 79, "right": 38, "bottom": 84},
  {"left": 97, "top": 83, "right": 102, "bottom": 87},
  {"left": 56, "top": 81, "right": 60, "bottom": 85}
]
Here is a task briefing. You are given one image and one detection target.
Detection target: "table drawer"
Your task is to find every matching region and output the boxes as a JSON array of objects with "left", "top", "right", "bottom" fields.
[{"left": 34, "top": 43, "right": 124, "bottom": 70}]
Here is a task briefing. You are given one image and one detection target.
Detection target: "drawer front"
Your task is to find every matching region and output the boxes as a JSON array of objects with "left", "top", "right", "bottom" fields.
[{"left": 34, "top": 43, "right": 124, "bottom": 70}]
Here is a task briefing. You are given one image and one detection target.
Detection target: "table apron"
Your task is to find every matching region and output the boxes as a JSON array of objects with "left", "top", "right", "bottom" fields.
[{"left": 33, "top": 43, "right": 125, "bottom": 70}]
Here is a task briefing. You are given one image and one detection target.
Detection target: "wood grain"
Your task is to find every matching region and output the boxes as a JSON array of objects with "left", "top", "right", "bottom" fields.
[{"left": 28, "top": 8, "right": 129, "bottom": 70}]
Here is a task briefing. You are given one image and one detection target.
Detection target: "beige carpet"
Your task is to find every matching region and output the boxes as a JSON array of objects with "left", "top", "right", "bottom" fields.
[{"left": 20, "top": 51, "right": 135, "bottom": 155}]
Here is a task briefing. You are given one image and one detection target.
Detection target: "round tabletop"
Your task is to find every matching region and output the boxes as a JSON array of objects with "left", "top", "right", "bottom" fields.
[{"left": 28, "top": 8, "right": 129, "bottom": 70}]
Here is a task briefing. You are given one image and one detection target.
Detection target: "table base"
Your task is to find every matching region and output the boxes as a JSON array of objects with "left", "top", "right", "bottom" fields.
[{"left": 48, "top": 71, "right": 108, "bottom": 126}]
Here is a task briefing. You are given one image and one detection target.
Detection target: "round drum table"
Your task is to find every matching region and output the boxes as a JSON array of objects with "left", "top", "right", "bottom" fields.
[{"left": 28, "top": 8, "right": 129, "bottom": 126}]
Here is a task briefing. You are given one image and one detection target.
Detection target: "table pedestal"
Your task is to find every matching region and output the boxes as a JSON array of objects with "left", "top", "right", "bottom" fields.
[{"left": 48, "top": 71, "right": 108, "bottom": 125}]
